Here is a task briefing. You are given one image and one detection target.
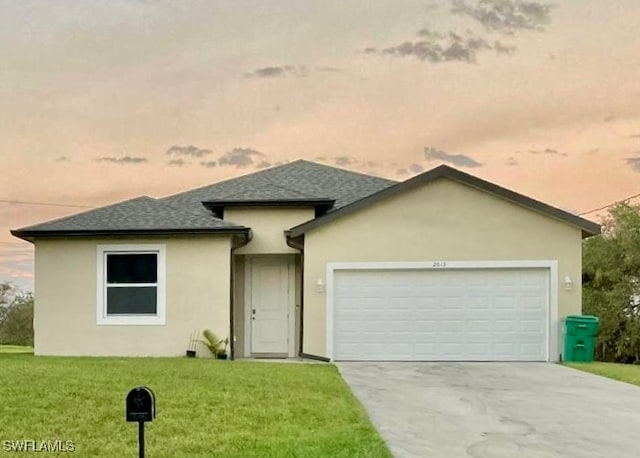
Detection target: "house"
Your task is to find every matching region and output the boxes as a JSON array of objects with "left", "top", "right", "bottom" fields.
[{"left": 11, "top": 160, "right": 600, "bottom": 361}]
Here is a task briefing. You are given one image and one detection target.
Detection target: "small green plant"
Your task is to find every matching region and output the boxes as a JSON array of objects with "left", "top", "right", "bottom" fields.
[{"left": 200, "top": 330, "right": 229, "bottom": 358}]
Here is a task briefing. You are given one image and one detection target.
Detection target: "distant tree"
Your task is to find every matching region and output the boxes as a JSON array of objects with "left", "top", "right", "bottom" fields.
[
  {"left": 0, "top": 282, "right": 17, "bottom": 323},
  {"left": 0, "top": 282, "right": 34, "bottom": 346},
  {"left": 582, "top": 203, "right": 640, "bottom": 362}
]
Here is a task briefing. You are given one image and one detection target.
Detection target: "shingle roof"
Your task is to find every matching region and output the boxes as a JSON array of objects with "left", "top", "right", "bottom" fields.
[
  {"left": 11, "top": 196, "right": 248, "bottom": 241},
  {"left": 162, "top": 159, "right": 397, "bottom": 211},
  {"left": 11, "top": 160, "right": 396, "bottom": 241},
  {"left": 11, "top": 160, "right": 601, "bottom": 242}
]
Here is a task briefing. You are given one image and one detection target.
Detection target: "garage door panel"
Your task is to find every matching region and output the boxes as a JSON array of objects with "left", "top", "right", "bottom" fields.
[
  {"left": 467, "top": 343, "right": 491, "bottom": 356},
  {"left": 334, "top": 268, "right": 548, "bottom": 361},
  {"left": 467, "top": 320, "right": 491, "bottom": 332},
  {"left": 520, "top": 319, "right": 545, "bottom": 333},
  {"left": 468, "top": 297, "right": 491, "bottom": 310}
]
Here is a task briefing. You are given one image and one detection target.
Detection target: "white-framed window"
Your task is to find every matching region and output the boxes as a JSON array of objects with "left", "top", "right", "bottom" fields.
[{"left": 96, "top": 244, "right": 166, "bottom": 325}]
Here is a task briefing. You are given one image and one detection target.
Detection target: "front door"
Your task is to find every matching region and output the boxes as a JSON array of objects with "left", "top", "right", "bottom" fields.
[{"left": 249, "top": 256, "right": 292, "bottom": 355}]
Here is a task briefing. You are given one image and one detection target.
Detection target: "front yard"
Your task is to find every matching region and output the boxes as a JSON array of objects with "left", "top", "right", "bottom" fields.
[{"left": 0, "top": 355, "right": 390, "bottom": 457}]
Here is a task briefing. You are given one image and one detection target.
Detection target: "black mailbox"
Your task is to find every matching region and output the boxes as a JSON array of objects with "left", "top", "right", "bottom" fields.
[{"left": 126, "top": 386, "right": 156, "bottom": 423}]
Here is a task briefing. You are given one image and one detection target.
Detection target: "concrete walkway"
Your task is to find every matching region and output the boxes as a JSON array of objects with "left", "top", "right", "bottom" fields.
[{"left": 338, "top": 362, "right": 640, "bottom": 458}]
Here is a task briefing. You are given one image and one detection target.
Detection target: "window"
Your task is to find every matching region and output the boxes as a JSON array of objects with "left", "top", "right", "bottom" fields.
[{"left": 97, "top": 245, "right": 166, "bottom": 325}]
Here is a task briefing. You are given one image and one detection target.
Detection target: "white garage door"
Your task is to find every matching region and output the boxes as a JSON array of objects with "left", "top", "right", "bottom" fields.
[{"left": 333, "top": 268, "right": 549, "bottom": 361}]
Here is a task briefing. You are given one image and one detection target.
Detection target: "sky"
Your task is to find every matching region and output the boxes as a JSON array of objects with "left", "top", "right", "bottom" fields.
[{"left": 2, "top": 0, "right": 640, "bottom": 291}]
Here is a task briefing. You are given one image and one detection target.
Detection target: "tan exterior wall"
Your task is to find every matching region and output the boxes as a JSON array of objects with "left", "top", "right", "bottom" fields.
[
  {"left": 303, "top": 178, "right": 583, "bottom": 357},
  {"left": 225, "top": 207, "right": 314, "bottom": 254},
  {"left": 34, "top": 236, "right": 232, "bottom": 357}
]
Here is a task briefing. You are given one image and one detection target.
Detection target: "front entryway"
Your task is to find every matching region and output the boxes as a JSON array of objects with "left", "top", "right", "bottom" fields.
[{"left": 245, "top": 255, "right": 295, "bottom": 357}]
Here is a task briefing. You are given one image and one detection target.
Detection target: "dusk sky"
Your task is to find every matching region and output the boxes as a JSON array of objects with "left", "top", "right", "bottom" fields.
[{"left": 2, "top": 0, "right": 640, "bottom": 290}]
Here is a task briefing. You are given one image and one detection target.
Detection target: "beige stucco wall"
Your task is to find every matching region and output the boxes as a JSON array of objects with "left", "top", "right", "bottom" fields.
[
  {"left": 34, "top": 235, "right": 232, "bottom": 357},
  {"left": 225, "top": 207, "right": 314, "bottom": 254},
  {"left": 303, "top": 177, "right": 584, "bottom": 358}
]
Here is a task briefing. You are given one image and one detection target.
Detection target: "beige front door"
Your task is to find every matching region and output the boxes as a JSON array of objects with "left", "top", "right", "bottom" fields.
[{"left": 248, "top": 256, "right": 293, "bottom": 355}]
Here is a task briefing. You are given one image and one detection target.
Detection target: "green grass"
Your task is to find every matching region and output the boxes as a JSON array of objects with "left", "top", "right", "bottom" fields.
[
  {"left": 0, "top": 344, "right": 33, "bottom": 354},
  {"left": 0, "top": 355, "right": 390, "bottom": 457},
  {"left": 565, "top": 362, "right": 640, "bottom": 387}
]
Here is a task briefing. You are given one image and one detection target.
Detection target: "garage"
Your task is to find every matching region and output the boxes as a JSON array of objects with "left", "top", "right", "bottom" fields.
[{"left": 331, "top": 264, "right": 551, "bottom": 362}]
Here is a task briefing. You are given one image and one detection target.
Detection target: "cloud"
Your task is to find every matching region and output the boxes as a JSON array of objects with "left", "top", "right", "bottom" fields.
[
  {"left": 167, "top": 159, "right": 187, "bottom": 166},
  {"left": 629, "top": 134, "right": 640, "bottom": 139},
  {"left": 528, "top": 148, "right": 567, "bottom": 156},
  {"left": 218, "top": 147, "right": 267, "bottom": 168},
  {"left": 626, "top": 157, "right": 640, "bottom": 172},
  {"left": 604, "top": 115, "right": 616, "bottom": 122},
  {"left": 166, "top": 145, "right": 212, "bottom": 157},
  {"left": 0, "top": 259, "right": 33, "bottom": 279},
  {"left": 493, "top": 40, "right": 517, "bottom": 54},
  {"left": 396, "top": 168, "right": 409, "bottom": 175},
  {"left": 199, "top": 161, "right": 217, "bottom": 168},
  {"left": 584, "top": 148, "right": 600, "bottom": 155},
  {"left": 451, "top": 0, "right": 553, "bottom": 33},
  {"left": 255, "top": 160, "right": 272, "bottom": 169},
  {"left": 369, "top": 28, "right": 516, "bottom": 64},
  {"left": 0, "top": 242, "right": 34, "bottom": 290},
  {"left": 505, "top": 156, "right": 518, "bottom": 166},
  {"left": 244, "top": 65, "right": 308, "bottom": 79},
  {"left": 424, "top": 146, "right": 483, "bottom": 168},
  {"left": 409, "top": 163, "right": 424, "bottom": 174},
  {"left": 94, "top": 156, "right": 148, "bottom": 164},
  {"left": 334, "top": 156, "right": 356, "bottom": 166},
  {"left": 315, "top": 66, "right": 342, "bottom": 73},
  {"left": 244, "top": 65, "right": 341, "bottom": 79},
  {"left": 55, "top": 156, "right": 70, "bottom": 162}
]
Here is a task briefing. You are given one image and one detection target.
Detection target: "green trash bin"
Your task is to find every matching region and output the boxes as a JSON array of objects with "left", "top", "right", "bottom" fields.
[{"left": 562, "top": 315, "right": 599, "bottom": 362}]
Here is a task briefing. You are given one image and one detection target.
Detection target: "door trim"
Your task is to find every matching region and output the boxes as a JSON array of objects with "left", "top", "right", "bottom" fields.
[
  {"left": 326, "top": 260, "right": 558, "bottom": 362},
  {"left": 244, "top": 255, "right": 296, "bottom": 357}
]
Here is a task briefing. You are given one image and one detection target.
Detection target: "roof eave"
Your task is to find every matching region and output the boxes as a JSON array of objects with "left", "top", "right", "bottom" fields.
[
  {"left": 10, "top": 227, "right": 251, "bottom": 243},
  {"left": 202, "top": 198, "right": 335, "bottom": 210}
]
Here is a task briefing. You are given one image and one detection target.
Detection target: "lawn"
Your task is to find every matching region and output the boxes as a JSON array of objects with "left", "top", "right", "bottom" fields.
[
  {"left": 0, "top": 355, "right": 390, "bottom": 457},
  {"left": 565, "top": 362, "right": 640, "bottom": 387},
  {"left": 0, "top": 345, "right": 33, "bottom": 354}
]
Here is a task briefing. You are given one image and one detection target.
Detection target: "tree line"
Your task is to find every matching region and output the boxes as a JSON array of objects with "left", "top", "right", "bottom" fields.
[
  {"left": 583, "top": 203, "right": 640, "bottom": 362},
  {"left": 0, "top": 282, "right": 34, "bottom": 346}
]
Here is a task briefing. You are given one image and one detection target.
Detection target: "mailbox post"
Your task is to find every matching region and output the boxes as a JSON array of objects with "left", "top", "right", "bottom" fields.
[{"left": 126, "top": 386, "right": 156, "bottom": 458}]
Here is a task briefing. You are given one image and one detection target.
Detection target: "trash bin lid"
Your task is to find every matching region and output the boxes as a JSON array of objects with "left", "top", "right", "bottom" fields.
[{"left": 564, "top": 315, "right": 599, "bottom": 323}]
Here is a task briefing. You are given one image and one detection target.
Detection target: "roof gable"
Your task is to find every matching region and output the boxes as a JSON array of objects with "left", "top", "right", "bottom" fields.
[{"left": 287, "top": 165, "right": 601, "bottom": 238}]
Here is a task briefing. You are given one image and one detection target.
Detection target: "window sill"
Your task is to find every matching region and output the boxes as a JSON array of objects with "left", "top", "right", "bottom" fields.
[{"left": 97, "top": 316, "right": 166, "bottom": 326}]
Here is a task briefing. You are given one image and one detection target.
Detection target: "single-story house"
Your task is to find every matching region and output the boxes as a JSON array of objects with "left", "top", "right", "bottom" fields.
[{"left": 12, "top": 160, "right": 600, "bottom": 361}]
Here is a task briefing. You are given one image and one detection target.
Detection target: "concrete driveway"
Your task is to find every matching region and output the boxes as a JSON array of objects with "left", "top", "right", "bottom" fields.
[{"left": 337, "top": 362, "right": 640, "bottom": 458}]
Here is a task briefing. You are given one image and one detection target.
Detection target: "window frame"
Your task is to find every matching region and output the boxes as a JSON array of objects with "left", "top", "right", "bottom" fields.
[{"left": 96, "top": 244, "right": 166, "bottom": 325}]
